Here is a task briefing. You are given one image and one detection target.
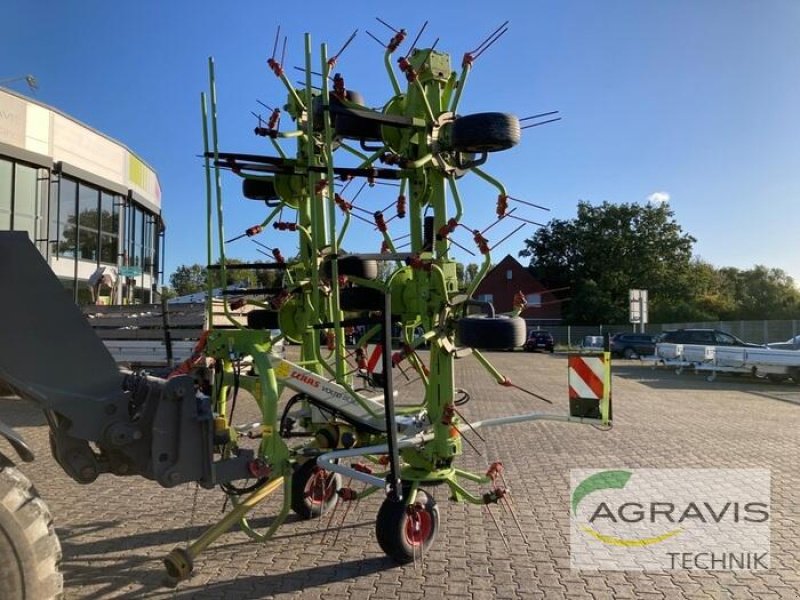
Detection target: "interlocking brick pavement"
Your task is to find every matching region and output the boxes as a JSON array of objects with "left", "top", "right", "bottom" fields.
[{"left": 1, "top": 351, "right": 798, "bottom": 599}]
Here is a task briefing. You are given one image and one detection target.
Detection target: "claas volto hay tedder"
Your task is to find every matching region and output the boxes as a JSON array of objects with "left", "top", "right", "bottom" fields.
[{"left": 0, "top": 20, "right": 610, "bottom": 597}]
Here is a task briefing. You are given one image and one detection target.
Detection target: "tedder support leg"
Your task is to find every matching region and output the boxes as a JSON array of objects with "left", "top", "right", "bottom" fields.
[{"left": 163, "top": 476, "right": 286, "bottom": 581}]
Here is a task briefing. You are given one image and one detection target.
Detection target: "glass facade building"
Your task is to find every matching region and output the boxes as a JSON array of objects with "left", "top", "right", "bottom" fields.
[{"left": 0, "top": 87, "right": 163, "bottom": 304}]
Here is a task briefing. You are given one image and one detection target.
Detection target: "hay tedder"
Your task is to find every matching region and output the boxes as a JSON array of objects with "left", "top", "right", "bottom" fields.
[{"left": 0, "top": 21, "right": 610, "bottom": 597}]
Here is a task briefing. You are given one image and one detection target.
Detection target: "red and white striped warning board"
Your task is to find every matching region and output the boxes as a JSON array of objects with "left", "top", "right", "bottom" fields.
[
  {"left": 568, "top": 354, "right": 608, "bottom": 400},
  {"left": 365, "top": 344, "right": 383, "bottom": 374}
]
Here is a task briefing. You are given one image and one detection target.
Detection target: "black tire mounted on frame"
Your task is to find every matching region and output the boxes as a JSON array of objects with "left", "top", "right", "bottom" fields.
[
  {"left": 322, "top": 256, "right": 379, "bottom": 280},
  {"left": 242, "top": 178, "right": 280, "bottom": 207},
  {"left": 339, "top": 287, "right": 385, "bottom": 312},
  {"left": 375, "top": 489, "right": 439, "bottom": 563},
  {"left": 290, "top": 459, "right": 341, "bottom": 519},
  {"left": 450, "top": 112, "right": 521, "bottom": 153},
  {"left": 0, "top": 462, "right": 63, "bottom": 600},
  {"left": 457, "top": 315, "right": 526, "bottom": 350}
]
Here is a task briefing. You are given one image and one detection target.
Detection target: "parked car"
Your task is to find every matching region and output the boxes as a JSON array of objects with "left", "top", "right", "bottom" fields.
[
  {"left": 610, "top": 333, "right": 657, "bottom": 359},
  {"left": 767, "top": 335, "right": 800, "bottom": 351},
  {"left": 524, "top": 330, "right": 554, "bottom": 353},
  {"left": 579, "top": 335, "right": 605, "bottom": 352},
  {"left": 658, "top": 328, "right": 763, "bottom": 347}
]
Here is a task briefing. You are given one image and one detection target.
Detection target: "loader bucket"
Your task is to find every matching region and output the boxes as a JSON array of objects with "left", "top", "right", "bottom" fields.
[{"left": 0, "top": 232, "right": 123, "bottom": 407}]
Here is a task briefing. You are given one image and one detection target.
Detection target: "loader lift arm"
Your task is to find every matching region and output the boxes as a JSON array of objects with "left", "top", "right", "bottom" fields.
[{"left": 0, "top": 231, "right": 251, "bottom": 488}]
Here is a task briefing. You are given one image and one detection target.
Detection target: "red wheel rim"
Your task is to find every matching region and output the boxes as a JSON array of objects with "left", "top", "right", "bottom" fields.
[
  {"left": 404, "top": 505, "right": 433, "bottom": 546},
  {"left": 305, "top": 468, "right": 336, "bottom": 506}
]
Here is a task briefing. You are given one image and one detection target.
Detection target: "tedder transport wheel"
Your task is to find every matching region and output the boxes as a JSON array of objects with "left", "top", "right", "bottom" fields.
[
  {"left": 323, "top": 256, "right": 379, "bottom": 280},
  {"left": 375, "top": 489, "right": 439, "bottom": 563},
  {"left": 457, "top": 315, "right": 526, "bottom": 350},
  {"left": 0, "top": 463, "right": 62, "bottom": 600},
  {"left": 451, "top": 112, "right": 520, "bottom": 153},
  {"left": 291, "top": 460, "right": 341, "bottom": 519}
]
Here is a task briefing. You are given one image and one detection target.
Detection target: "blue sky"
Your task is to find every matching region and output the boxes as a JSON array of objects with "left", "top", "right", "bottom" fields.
[{"left": 3, "top": 1, "right": 799, "bottom": 283}]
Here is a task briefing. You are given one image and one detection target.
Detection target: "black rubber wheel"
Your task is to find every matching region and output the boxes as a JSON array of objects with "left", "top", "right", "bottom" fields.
[
  {"left": 339, "top": 287, "right": 385, "bottom": 312},
  {"left": 0, "top": 464, "right": 63, "bottom": 600},
  {"left": 375, "top": 489, "right": 439, "bottom": 564},
  {"left": 334, "top": 111, "right": 383, "bottom": 141},
  {"left": 423, "top": 216, "right": 435, "bottom": 250},
  {"left": 247, "top": 309, "right": 280, "bottom": 330},
  {"left": 323, "top": 256, "right": 379, "bottom": 280},
  {"left": 623, "top": 347, "right": 635, "bottom": 359},
  {"left": 451, "top": 112, "right": 520, "bottom": 153},
  {"left": 312, "top": 91, "right": 367, "bottom": 131},
  {"left": 291, "top": 460, "right": 341, "bottom": 519},
  {"left": 242, "top": 178, "right": 280, "bottom": 206},
  {"left": 457, "top": 315, "right": 526, "bottom": 350}
]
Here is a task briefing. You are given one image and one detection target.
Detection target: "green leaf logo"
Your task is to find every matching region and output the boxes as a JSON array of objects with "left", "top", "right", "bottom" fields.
[{"left": 572, "top": 470, "right": 632, "bottom": 515}]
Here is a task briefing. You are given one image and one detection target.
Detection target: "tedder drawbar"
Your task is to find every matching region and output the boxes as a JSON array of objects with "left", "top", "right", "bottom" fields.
[{"left": 0, "top": 20, "right": 610, "bottom": 593}]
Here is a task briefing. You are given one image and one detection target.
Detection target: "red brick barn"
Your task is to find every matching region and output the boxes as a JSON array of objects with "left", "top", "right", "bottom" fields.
[{"left": 472, "top": 255, "right": 562, "bottom": 324}]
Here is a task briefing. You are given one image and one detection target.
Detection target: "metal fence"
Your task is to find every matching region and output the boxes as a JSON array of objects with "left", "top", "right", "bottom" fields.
[{"left": 524, "top": 320, "right": 800, "bottom": 348}]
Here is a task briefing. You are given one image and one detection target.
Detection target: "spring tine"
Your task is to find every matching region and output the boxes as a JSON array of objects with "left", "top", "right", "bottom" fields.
[
  {"left": 351, "top": 180, "right": 368, "bottom": 203},
  {"left": 376, "top": 17, "right": 400, "bottom": 33},
  {"left": 520, "top": 111, "right": 559, "bottom": 121},
  {"left": 447, "top": 236, "right": 477, "bottom": 257},
  {"left": 484, "top": 505, "right": 510, "bottom": 550},
  {"left": 507, "top": 196, "right": 550, "bottom": 211},
  {"left": 520, "top": 117, "right": 562, "bottom": 130},
  {"left": 280, "top": 36, "right": 288, "bottom": 65},
  {"left": 366, "top": 30, "right": 387, "bottom": 48},
  {"left": 490, "top": 223, "right": 526, "bottom": 251},
  {"left": 271, "top": 26, "right": 281, "bottom": 60},
  {"left": 322, "top": 492, "right": 340, "bottom": 541},
  {"left": 456, "top": 426, "right": 482, "bottom": 456},
  {"left": 256, "top": 99, "right": 273, "bottom": 112},
  {"left": 506, "top": 214, "right": 546, "bottom": 227},
  {"left": 481, "top": 207, "right": 517, "bottom": 235},
  {"left": 251, "top": 238, "right": 274, "bottom": 252},
  {"left": 331, "top": 500, "right": 352, "bottom": 547},
  {"left": 452, "top": 406, "right": 486, "bottom": 442},
  {"left": 331, "top": 29, "right": 359, "bottom": 64},
  {"left": 473, "top": 27, "right": 508, "bottom": 61},
  {"left": 469, "top": 21, "right": 509, "bottom": 55},
  {"left": 405, "top": 20, "right": 429, "bottom": 58},
  {"left": 503, "top": 493, "right": 528, "bottom": 544}
]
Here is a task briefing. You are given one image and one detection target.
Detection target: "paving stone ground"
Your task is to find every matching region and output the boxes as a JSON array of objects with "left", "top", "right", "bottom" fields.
[{"left": 1, "top": 351, "right": 799, "bottom": 599}]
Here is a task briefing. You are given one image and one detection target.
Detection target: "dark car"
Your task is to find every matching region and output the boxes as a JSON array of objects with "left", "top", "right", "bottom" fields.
[
  {"left": 658, "top": 328, "right": 763, "bottom": 347},
  {"left": 524, "top": 330, "right": 554, "bottom": 353},
  {"left": 610, "top": 333, "right": 657, "bottom": 359}
]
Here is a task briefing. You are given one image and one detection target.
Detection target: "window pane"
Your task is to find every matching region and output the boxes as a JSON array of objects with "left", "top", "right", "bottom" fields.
[
  {"left": 77, "top": 183, "right": 99, "bottom": 262},
  {"left": 57, "top": 178, "right": 77, "bottom": 257},
  {"left": 100, "top": 191, "right": 118, "bottom": 233},
  {"left": 13, "top": 164, "right": 38, "bottom": 238},
  {"left": 100, "top": 233, "right": 118, "bottom": 264},
  {"left": 0, "top": 159, "right": 11, "bottom": 229}
]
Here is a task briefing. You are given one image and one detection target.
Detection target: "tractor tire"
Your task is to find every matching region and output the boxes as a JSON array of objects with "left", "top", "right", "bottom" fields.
[
  {"left": 375, "top": 488, "right": 439, "bottom": 564},
  {"left": 457, "top": 315, "right": 526, "bottom": 350},
  {"left": 451, "top": 112, "right": 520, "bottom": 153},
  {"left": 339, "top": 287, "right": 385, "bottom": 312},
  {"left": 290, "top": 460, "right": 341, "bottom": 519},
  {"left": 323, "top": 256, "right": 379, "bottom": 280},
  {"left": 0, "top": 463, "right": 63, "bottom": 600},
  {"left": 247, "top": 309, "right": 280, "bottom": 330},
  {"left": 242, "top": 178, "right": 280, "bottom": 206}
]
